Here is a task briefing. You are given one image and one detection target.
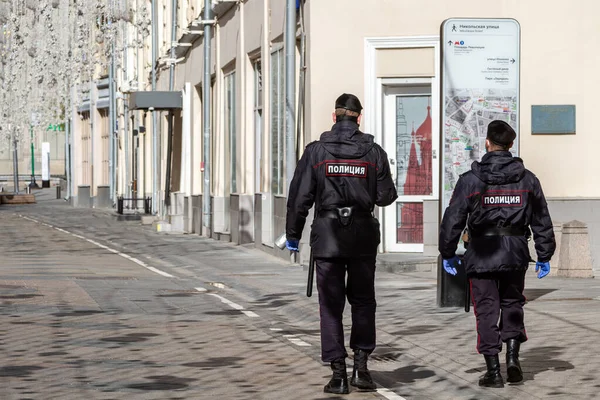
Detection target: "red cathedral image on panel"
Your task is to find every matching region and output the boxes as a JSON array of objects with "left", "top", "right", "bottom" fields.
[{"left": 397, "top": 105, "right": 432, "bottom": 244}]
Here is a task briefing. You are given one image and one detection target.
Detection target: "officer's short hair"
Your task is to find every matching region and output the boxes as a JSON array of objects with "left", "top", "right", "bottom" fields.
[{"left": 335, "top": 108, "right": 360, "bottom": 118}]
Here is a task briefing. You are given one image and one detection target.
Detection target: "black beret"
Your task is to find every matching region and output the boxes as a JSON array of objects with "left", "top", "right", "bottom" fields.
[
  {"left": 487, "top": 120, "right": 516, "bottom": 146},
  {"left": 335, "top": 93, "right": 363, "bottom": 113}
]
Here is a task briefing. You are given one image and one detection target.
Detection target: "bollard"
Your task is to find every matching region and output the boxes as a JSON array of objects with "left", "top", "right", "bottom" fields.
[
  {"left": 117, "top": 197, "right": 124, "bottom": 214},
  {"left": 56, "top": 186, "right": 61, "bottom": 199},
  {"left": 144, "top": 197, "right": 151, "bottom": 214}
]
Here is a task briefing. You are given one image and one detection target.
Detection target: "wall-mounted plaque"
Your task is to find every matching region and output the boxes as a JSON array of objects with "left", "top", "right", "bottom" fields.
[{"left": 531, "top": 105, "right": 576, "bottom": 134}]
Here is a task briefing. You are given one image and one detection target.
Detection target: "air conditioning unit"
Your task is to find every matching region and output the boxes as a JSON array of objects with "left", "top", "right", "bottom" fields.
[
  {"left": 211, "top": 0, "right": 237, "bottom": 16},
  {"left": 120, "top": 80, "right": 139, "bottom": 94}
]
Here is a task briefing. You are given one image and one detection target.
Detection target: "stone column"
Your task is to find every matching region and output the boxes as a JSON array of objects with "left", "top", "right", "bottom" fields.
[{"left": 556, "top": 220, "right": 594, "bottom": 278}]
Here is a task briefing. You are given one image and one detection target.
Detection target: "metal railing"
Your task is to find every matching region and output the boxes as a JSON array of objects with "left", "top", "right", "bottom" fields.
[{"left": 117, "top": 196, "right": 152, "bottom": 215}]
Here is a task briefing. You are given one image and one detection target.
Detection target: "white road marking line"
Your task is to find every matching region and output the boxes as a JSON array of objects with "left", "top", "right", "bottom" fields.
[
  {"left": 146, "top": 267, "right": 176, "bottom": 278},
  {"left": 283, "top": 335, "right": 311, "bottom": 347},
  {"left": 19, "top": 215, "right": 176, "bottom": 279},
  {"left": 269, "top": 328, "right": 283, "bottom": 331},
  {"left": 208, "top": 293, "right": 259, "bottom": 318},
  {"left": 242, "top": 311, "right": 259, "bottom": 318},
  {"left": 199, "top": 289, "right": 257, "bottom": 317},
  {"left": 376, "top": 388, "right": 408, "bottom": 400},
  {"left": 20, "top": 216, "right": 39, "bottom": 223},
  {"left": 86, "top": 239, "right": 108, "bottom": 249},
  {"left": 209, "top": 293, "right": 244, "bottom": 310}
]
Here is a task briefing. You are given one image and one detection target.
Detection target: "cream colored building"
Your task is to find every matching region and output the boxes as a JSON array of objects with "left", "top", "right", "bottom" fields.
[{"left": 68, "top": 0, "right": 600, "bottom": 275}]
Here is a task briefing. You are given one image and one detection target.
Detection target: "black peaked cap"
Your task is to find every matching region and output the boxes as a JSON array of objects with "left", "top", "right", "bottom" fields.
[
  {"left": 487, "top": 120, "right": 516, "bottom": 146},
  {"left": 335, "top": 93, "right": 363, "bottom": 113}
]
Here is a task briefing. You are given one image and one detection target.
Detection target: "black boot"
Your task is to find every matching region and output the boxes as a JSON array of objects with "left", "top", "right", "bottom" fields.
[
  {"left": 479, "top": 354, "right": 504, "bottom": 388},
  {"left": 506, "top": 339, "right": 523, "bottom": 383},
  {"left": 324, "top": 358, "right": 349, "bottom": 394},
  {"left": 350, "top": 349, "right": 377, "bottom": 391}
]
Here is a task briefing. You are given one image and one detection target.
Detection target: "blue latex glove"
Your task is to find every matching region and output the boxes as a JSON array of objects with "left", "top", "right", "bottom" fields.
[
  {"left": 535, "top": 261, "right": 550, "bottom": 279},
  {"left": 286, "top": 239, "right": 299, "bottom": 252},
  {"left": 443, "top": 256, "right": 461, "bottom": 276}
]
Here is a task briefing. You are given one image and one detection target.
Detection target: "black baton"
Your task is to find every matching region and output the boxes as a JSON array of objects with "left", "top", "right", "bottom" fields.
[
  {"left": 307, "top": 249, "right": 315, "bottom": 297},
  {"left": 464, "top": 275, "right": 471, "bottom": 313}
]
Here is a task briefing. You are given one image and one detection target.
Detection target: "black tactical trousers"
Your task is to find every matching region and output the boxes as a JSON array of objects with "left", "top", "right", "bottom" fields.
[
  {"left": 315, "top": 257, "right": 377, "bottom": 362},
  {"left": 470, "top": 270, "right": 528, "bottom": 356}
]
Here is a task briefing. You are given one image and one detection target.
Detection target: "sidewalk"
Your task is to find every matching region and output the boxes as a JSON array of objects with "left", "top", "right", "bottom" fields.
[{"left": 5, "top": 188, "right": 600, "bottom": 399}]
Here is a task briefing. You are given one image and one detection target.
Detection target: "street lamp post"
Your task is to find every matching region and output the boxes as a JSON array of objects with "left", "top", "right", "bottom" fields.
[
  {"left": 12, "top": 127, "right": 19, "bottom": 194},
  {"left": 29, "top": 125, "right": 39, "bottom": 188}
]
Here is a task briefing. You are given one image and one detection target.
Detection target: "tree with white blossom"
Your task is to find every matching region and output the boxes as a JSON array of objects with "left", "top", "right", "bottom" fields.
[{"left": 0, "top": 0, "right": 147, "bottom": 171}]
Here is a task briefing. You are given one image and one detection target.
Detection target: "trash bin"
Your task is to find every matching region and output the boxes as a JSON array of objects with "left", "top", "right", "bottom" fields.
[
  {"left": 56, "top": 185, "right": 62, "bottom": 199},
  {"left": 117, "top": 197, "right": 124, "bottom": 214}
]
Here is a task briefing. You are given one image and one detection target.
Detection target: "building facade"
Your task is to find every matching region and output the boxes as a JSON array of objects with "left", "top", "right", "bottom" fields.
[{"left": 67, "top": 0, "right": 600, "bottom": 275}]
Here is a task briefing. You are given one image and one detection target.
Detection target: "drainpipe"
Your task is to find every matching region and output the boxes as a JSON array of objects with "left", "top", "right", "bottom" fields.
[
  {"left": 11, "top": 127, "right": 19, "bottom": 194},
  {"left": 109, "top": 44, "right": 115, "bottom": 202},
  {"left": 90, "top": 79, "right": 95, "bottom": 198},
  {"left": 202, "top": 3, "right": 214, "bottom": 233},
  {"left": 123, "top": 21, "right": 130, "bottom": 200},
  {"left": 285, "top": 0, "right": 297, "bottom": 194},
  {"left": 296, "top": 0, "right": 305, "bottom": 161},
  {"left": 66, "top": 118, "right": 71, "bottom": 199},
  {"left": 164, "top": 0, "right": 178, "bottom": 210},
  {"left": 151, "top": 0, "right": 159, "bottom": 214}
]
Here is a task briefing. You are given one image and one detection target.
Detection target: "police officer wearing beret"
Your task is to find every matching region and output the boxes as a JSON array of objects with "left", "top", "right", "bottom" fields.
[
  {"left": 285, "top": 94, "right": 398, "bottom": 394},
  {"left": 439, "top": 120, "right": 556, "bottom": 387}
]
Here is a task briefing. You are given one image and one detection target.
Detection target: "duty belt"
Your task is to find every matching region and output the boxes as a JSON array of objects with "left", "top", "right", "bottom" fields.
[
  {"left": 472, "top": 226, "right": 527, "bottom": 237},
  {"left": 318, "top": 208, "right": 373, "bottom": 219}
]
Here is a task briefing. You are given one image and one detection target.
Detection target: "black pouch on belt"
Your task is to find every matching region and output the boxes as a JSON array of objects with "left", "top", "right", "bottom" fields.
[{"left": 336, "top": 207, "right": 354, "bottom": 227}]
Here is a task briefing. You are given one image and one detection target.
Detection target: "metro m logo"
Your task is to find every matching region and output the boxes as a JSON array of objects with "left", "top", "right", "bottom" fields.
[{"left": 325, "top": 162, "right": 368, "bottom": 178}]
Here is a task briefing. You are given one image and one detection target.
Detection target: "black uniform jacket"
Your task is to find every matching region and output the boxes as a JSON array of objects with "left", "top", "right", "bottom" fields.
[
  {"left": 286, "top": 120, "right": 398, "bottom": 258},
  {"left": 439, "top": 151, "right": 556, "bottom": 275}
]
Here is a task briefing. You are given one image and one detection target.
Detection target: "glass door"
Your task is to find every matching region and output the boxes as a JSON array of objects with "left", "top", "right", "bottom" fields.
[{"left": 382, "top": 83, "right": 437, "bottom": 252}]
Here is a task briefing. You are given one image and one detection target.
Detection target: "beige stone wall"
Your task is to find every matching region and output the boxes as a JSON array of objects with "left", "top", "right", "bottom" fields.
[
  {"left": 164, "top": 0, "right": 272, "bottom": 198},
  {"left": 307, "top": 0, "right": 600, "bottom": 197}
]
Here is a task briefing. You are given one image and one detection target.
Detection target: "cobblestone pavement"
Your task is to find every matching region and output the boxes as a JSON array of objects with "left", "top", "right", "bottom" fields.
[{"left": 1, "top": 190, "right": 599, "bottom": 399}]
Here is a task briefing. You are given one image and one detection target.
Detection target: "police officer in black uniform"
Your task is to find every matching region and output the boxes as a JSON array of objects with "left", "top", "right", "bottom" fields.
[
  {"left": 439, "top": 120, "right": 556, "bottom": 388},
  {"left": 285, "top": 93, "right": 398, "bottom": 394}
]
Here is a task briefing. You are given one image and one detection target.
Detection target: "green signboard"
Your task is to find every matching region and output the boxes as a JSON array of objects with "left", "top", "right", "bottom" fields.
[{"left": 46, "top": 124, "right": 65, "bottom": 132}]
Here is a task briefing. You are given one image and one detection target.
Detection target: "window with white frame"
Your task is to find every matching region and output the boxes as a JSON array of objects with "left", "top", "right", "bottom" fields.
[
  {"left": 210, "top": 79, "right": 216, "bottom": 195},
  {"left": 81, "top": 112, "right": 91, "bottom": 185},
  {"left": 100, "top": 109, "right": 110, "bottom": 185},
  {"left": 224, "top": 71, "right": 237, "bottom": 193},
  {"left": 270, "top": 47, "right": 284, "bottom": 195},
  {"left": 253, "top": 59, "right": 263, "bottom": 193}
]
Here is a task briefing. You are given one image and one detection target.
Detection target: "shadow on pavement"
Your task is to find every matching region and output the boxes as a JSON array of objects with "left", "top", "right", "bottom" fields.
[
  {"left": 126, "top": 375, "right": 195, "bottom": 391},
  {"left": 0, "top": 365, "right": 44, "bottom": 377},
  {"left": 519, "top": 345, "right": 574, "bottom": 384},
  {"left": 373, "top": 365, "right": 436, "bottom": 385},
  {"left": 523, "top": 288, "right": 557, "bottom": 302}
]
